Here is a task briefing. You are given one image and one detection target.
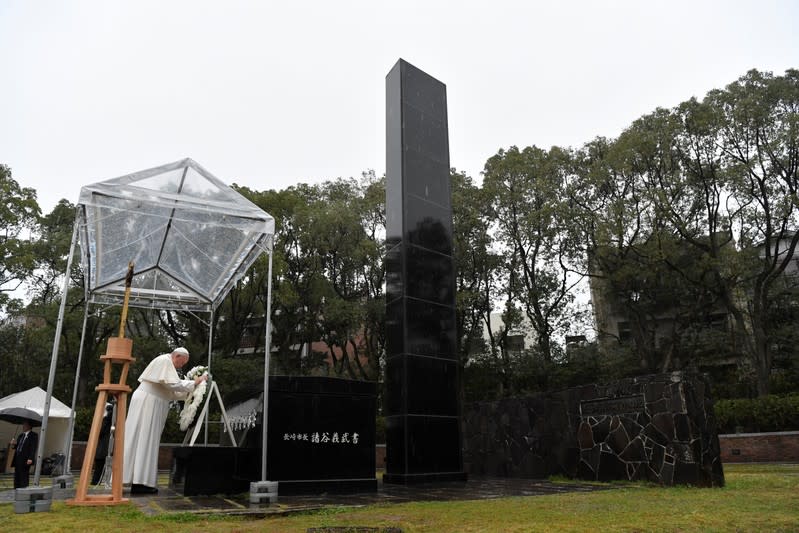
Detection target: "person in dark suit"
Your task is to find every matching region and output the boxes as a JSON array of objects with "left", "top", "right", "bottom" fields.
[
  {"left": 91, "top": 400, "right": 114, "bottom": 485},
  {"left": 11, "top": 419, "right": 39, "bottom": 488}
]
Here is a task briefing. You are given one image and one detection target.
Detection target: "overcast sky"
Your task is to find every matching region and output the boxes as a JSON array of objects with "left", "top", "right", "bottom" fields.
[{"left": 2, "top": 1, "right": 797, "bottom": 214}]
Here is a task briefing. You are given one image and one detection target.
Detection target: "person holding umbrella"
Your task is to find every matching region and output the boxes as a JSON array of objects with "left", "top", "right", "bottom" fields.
[{"left": 11, "top": 419, "right": 38, "bottom": 488}]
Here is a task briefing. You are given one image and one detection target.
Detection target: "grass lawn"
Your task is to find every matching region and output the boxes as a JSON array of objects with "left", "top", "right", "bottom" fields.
[{"left": 2, "top": 463, "right": 798, "bottom": 532}]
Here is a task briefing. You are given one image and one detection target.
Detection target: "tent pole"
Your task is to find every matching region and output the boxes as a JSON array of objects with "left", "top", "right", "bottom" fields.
[
  {"left": 65, "top": 303, "right": 90, "bottom": 473},
  {"left": 34, "top": 211, "right": 80, "bottom": 486},
  {"left": 204, "top": 308, "right": 214, "bottom": 446},
  {"left": 261, "top": 249, "right": 273, "bottom": 480}
]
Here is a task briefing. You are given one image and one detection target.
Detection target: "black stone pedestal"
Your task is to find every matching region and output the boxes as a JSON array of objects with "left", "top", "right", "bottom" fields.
[
  {"left": 264, "top": 376, "right": 378, "bottom": 494},
  {"left": 214, "top": 376, "right": 378, "bottom": 496},
  {"left": 171, "top": 443, "right": 377, "bottom": 496},
  {"left": 171, "top": 446, "right": 258, "bottom": 496}
]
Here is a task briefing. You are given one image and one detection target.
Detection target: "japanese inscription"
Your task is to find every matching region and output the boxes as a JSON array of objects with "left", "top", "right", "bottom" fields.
[
  {"left": 580, "top": 394, "right": 645, "bottom": 417},
  {"left": 282, "top": 431, "right": 360, "bottom": 445}
]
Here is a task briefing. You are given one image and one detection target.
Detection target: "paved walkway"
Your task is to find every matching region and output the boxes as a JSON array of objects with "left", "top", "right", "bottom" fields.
[{"left": 2, "top": 476, "right": 608, "bottom": 517}]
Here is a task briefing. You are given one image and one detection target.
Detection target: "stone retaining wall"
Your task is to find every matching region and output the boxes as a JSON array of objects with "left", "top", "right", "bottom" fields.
[{"left": 463, "top": 372, "right": 725, "bottom": 486}]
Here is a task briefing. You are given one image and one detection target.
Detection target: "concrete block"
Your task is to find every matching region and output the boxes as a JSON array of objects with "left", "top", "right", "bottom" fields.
[
  {"left": 249, "top": 480, "right": 278, "bottom": 504},
  {"left": 14, "top": 486, "right": 53, "bottom": 514},
  {"left": 250, "top": 480, "right": 278, "bottom": 493},
  {"left": 53, "top": 474, "right": 75, "bottom": 489},
  {"left": 52, "top": 487, "right": 76, "bottom": 500},
  {"left": 249, "top": 492, "right": 278, "bottom": 504}
]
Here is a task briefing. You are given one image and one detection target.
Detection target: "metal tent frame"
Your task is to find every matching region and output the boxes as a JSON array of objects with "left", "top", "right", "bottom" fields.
[{"left": 33, "top": 158, "right": 276, "bottom": 488}]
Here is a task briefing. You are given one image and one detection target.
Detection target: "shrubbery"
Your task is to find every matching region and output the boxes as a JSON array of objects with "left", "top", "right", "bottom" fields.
[
  {"left": 72, "top": 406, "right": 94, "bottom": 440},
  {"left": 714, "top": 394, "right": 799, "bottom": 434}
]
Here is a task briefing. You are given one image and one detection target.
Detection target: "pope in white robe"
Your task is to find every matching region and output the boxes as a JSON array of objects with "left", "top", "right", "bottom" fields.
[{"left": 123, "top": 347, "right": 205, "bottom": 492}]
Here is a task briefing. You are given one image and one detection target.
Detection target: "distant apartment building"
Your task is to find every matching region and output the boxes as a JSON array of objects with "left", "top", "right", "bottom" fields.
[
  {"left": 588, "top": 231, "right": 798, "bottom": 369},
  {"left": 479, "top": 311, "right": 537, "bottom": 356},
  {"left": 1, "top": 314, "right": 46, "bottom": 329},
  {"left": 756, "top": 231, "right": 799, "bottom": 278}
]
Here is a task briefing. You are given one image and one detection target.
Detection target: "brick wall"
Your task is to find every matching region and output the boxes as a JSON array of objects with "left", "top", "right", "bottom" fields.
[
  {"left": 70, "top": 442, "right": 181, "bottom": 471},
  {"left": 719, "top": 431, "right": 799, "bottom": 463},
  {"left": 376, "top": 444, "right": 385, "bottom": 468}
]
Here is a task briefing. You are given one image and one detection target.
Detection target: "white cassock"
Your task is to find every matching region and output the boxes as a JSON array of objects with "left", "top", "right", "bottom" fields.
[{"left": 123, "top": 353, "right": 196, "bottom": 487}]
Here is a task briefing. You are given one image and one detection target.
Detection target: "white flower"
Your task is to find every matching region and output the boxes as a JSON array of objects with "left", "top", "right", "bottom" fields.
[
  {"left": 186, "top": 365, "right": 207, "bottom": 380},
  {"left": 179, "top": 366, "right": 209, "bottom": 431}
]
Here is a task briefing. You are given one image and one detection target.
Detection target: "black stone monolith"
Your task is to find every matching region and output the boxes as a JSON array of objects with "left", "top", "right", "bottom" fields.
[{"left": 384, "top": 59, "right": 467, "bottom": 484}]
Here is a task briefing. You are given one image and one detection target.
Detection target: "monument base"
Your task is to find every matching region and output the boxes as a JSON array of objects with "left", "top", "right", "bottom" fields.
[
  {"left": 278, "top": 478, "right": 377, "bottom": 495},
  {"left": 171, "top": 445, "right": 379, "bottom": 496},
  {"left": 171, "top": 446, "right": 257, "bottom": 496}
]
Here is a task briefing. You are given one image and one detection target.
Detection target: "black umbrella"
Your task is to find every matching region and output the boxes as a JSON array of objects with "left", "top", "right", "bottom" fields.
[{"left": 0, "top": 410, "right": 43, "bottom": 427}]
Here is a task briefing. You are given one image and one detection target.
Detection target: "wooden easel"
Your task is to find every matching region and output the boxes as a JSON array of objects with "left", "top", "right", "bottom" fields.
[{"left": 69, "top": 263, "right": 136, "bottom": 506}]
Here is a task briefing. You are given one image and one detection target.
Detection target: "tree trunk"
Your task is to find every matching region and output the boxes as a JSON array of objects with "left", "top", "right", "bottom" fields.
[{"left": 752, "top": 323, "right": 771, "bottom": 397}]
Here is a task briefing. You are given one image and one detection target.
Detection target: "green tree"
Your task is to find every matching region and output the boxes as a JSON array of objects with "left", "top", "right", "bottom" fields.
[
  {"left": 483, "top": 146, "right": 584, "bottom": 366},
  {"left": 0, "top": 164, "right": 40, "bottom": 313},
  {"left": 451, "top": 169, "right": 502, "bottom": 397},
  {"left": 571, "top": 133, "right": 661, "bottom": 369},
  {"left": 572, "top": 69, "right": 799, "bottom": 395},
  {"left": 650, "top": 69, "right": 799, "bottom": 396},
  {"left": 229, "top": 184, "right": 324, "bottom": 376},
  {"left": 29, "top": 200, "right": 77, "bottom": 306},
  {"left": 306, "top": 174, "right": 385, "bottom": 380},
  {"left": 356, "top": 171, "right": 387, "bottom": 383},
  {"left": 308, "top": 178, "right": 368, "bottom": 378},
  {"left": 572, "top": 114, "right": 737, "bottom": 375},
  {"left": 234, "top": 176, "right": 386, "bottom": 382},
  {"left": 709, "top": 69, "right": 799, "bottom": 396}
]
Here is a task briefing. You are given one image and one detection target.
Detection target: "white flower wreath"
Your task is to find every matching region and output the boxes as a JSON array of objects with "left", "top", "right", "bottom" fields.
[{"left": 179, "top": 365, "right": 209, "bottom": 431}]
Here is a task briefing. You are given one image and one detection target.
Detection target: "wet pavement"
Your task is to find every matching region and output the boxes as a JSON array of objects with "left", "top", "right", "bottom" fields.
[{"left": 2, "top": 476, "right": 609, "bottom": 517}]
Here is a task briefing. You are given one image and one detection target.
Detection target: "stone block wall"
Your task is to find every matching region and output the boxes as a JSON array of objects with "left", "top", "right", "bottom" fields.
[{"left": 463, "top": 372, "right": 725, "bottom": 486}]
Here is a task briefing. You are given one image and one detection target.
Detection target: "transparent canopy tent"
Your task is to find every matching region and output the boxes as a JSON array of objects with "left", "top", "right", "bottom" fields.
[
  {"left": 79, "top": 158, "right": 274, "bottom": 311},
  {"left": 35, "top": 158, "right": 276, "bottom": 487}
]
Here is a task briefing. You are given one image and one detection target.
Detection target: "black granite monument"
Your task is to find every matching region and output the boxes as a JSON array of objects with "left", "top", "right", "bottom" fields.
[
  {"left": 263, "top": 376, "right": 377, "bottom": 494},
  {"left": 171, "top": 376, "right": 377, "bottom": 496},
  {"left": 384, "top": 59, "right": 467, "bottom": 484}
]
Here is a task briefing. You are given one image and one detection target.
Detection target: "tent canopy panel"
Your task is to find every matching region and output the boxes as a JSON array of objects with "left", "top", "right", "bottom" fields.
[
  {"left": 0, "top": 386, "right": 72, "bottom": 458},
  {"left": 78, "top": 158, "right": 275, "bottom": 311},
  {"left": 0, "top": 387, "right": 73, "bottom": 421}
]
